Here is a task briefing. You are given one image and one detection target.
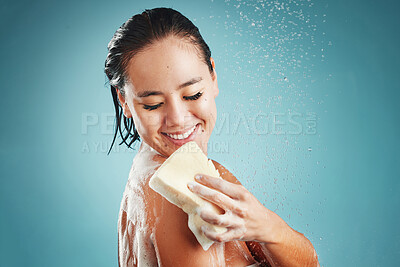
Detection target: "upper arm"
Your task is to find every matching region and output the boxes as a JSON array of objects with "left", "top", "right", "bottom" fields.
[
  {"left": 118, "top": 210, "right": 138, "bottom": 267},
  {"left": 151, "top": 159, "right": 256, "bottom": 266},
  {"left": 152, "top": 193, "right": 224, "bottom": 266}
]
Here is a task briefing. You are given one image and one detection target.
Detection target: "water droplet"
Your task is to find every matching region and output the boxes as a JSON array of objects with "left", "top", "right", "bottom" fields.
[{"left": 308, "top": 147, "right": 312, "bottom": 152}]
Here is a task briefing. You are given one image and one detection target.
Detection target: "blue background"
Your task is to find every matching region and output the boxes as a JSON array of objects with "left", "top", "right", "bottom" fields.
[{"left": 1, "top": 0, "right": 399, "bottom": 266}]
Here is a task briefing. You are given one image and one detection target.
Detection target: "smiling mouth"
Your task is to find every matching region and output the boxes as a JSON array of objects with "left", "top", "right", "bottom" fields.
[{"left": 163, "top": 124, "right": 197, "bottom": 140}]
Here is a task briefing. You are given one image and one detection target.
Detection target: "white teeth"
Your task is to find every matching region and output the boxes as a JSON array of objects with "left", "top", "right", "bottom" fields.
[{"left": 166, "top": 125, "right": 196, "bottom": 140}]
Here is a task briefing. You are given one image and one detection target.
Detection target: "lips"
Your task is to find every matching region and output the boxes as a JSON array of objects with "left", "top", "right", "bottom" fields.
[
  {"left": 161, "top": 124, "right": 200, "bottom": 146},
  {"left": 164, "top": 125, "right": 197, "bottom": 140}
]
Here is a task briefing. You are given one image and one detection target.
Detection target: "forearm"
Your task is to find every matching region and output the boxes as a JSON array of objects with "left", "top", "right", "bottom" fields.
[
  {"left": 188, "top": 164, "right": 319, "bottom": 266},
  {"left": 248, "top": 211, "right": 319, "bottom": 267}
]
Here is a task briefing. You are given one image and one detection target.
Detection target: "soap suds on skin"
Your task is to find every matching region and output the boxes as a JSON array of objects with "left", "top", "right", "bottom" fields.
[
  {"left": 118, "top": 141, "right": 163, "bottom": 266},
  {"left": 118, "top": 141, "right": 257, "bottom": 266}
]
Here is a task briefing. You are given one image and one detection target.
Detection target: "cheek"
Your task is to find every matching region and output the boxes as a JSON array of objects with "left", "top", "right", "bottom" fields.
[
  {"left": 132, "top": 107, "right": 162, "bottom": 135},
  {"left": 195, "top": 95, "right": 217, "bottom": 124}
]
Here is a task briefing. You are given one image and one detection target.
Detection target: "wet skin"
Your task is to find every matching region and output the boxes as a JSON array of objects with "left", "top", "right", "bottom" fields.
[
  {"left": 118, "top": 145, "right": 259, "bottom": 266},
  {"left": 116, "top": 36, "right": 319, "bottom": 266}
]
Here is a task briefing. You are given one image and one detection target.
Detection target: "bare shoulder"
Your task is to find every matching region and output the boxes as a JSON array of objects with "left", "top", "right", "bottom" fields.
[
  {"left": 150, "top": 177, "right": 223, "bottom": 266},
  {"left": 211, "top": 159, "right": 243, "bottom": 185},
  {"left": 117, "top": 151, "right": 168, "bottom": 266},
  {"left": 149, "top": 158, "right": 235, "bottom": 266},
  {"left": 121, "top": 150, "right": 252, "bottom": 266}
]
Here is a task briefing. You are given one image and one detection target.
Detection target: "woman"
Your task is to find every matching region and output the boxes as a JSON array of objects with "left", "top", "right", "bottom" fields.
[{"left": 104, "top": 7, "right": 319, "bottom": 267}]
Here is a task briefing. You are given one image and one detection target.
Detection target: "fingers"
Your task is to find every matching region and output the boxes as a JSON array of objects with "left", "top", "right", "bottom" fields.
[
  {"left": 187, "top": 174, "right": 257, "bottom": 243},
  {"left": 199, "top": 209, "right": 242, "bottom": 228},
  {"left": 194, "top": 174, "right": 244, "bottom": 200},
  {"left": 188, "top": 181, "right": 237, "bottom": 211}
]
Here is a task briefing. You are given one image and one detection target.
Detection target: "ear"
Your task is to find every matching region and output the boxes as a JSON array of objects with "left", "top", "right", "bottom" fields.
[
  {"left": 210, "top": 57, "right": 219, "bottom": 98},
  {"left": 116, "top": 87, "right": 132, "bottom": 118}
]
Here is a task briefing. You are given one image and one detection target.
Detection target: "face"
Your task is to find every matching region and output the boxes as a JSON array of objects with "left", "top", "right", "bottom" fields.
[{"left": 117, "top": 36, "right": 219, "bottom": 157}]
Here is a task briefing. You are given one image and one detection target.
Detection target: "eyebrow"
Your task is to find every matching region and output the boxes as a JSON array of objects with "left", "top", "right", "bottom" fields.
[
  {"left": 136, "top": 77, "right": 203, "bottom": 98},
  {"left": 178, "top": 77, "right": 203, "bottom": 89}
]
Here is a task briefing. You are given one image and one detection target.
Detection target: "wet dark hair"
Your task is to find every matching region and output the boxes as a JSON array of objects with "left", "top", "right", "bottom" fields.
[{"left": 104, "top": 7, "right": 214, "bottom": 154}]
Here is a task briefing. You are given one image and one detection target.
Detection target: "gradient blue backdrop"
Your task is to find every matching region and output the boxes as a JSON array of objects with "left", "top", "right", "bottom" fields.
[{"left": 1, "top": 0, "right": 399, "bottom": 266}]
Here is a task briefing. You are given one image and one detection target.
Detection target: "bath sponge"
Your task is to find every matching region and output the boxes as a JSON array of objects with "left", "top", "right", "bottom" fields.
[{"left": 149, "top": 141, "right": 227, "bottom": 250}]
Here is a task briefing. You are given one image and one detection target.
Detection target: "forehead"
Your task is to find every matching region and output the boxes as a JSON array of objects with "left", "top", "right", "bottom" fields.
[{"left": 125, "top": 37, "right": 208, "bottom": 93}]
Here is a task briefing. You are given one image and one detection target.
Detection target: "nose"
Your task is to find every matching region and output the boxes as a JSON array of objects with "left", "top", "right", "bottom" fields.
[{"left": 164, "top": 98, "right": 188, "bottom": 129}]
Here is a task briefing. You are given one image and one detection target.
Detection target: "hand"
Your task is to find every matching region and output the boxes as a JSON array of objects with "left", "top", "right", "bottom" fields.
[{"left": 187, "top": 174, "right": 281, "bottom": 244}]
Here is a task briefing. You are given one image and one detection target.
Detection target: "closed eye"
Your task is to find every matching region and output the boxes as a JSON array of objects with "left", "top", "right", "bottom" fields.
[
  {"left": 143, "top": 103, "right": 163, "bottom": 111},
  {"left": 183, "top": 91, "right": 203, "bottom": 101}
]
